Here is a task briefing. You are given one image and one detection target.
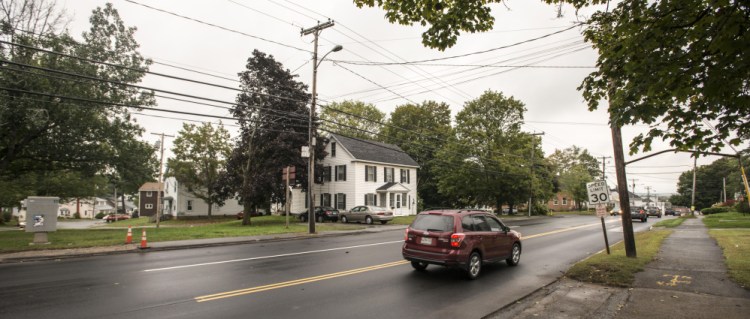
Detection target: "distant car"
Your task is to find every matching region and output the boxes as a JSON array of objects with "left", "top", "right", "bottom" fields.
[
  {"left": 647, "top": 208, "right": 662, "bottom": 218},
  {"left": 340, "top": 205, "right": 394, "bottom": 224},
  {"left": 631, "top": 206, "right": 648, "bottom": 223},
  {"left": 236, "top": 211, "right": 266, "bottom": 219},
  {"left": 665, "top": 209, "right": 677, "bottom": 216},
  {"left": 402, "top": 209, "right": 522, "bottom": 280},
  {"left": 103, "top": 213, "right": 131, "bottom": 223},
  {"left": 298, "top": 206, "right": 339, "bottom": 223},
  {"left": 610, "top": 206, "right": 621, "bottom": 216}
]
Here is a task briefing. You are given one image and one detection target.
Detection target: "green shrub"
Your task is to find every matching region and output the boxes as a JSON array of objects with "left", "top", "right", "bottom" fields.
[
  {"left": 702, "top": 207, "right": 732, "bottom": 215},
  {"left": 2, "top": 210, "right": 11, "bottom": 223},
  {"left": 735, "top": 200, "right": 750, "bottom": 215},
  {"left": 95, "top": 212, "right": 106, "bottom": 219},
  {"left": 73, "top": 212, "right": 81, "bottom": 219}
]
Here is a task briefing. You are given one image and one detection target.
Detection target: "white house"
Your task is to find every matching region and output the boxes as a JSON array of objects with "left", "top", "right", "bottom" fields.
[
  {"left": 57, "top": 197, "right": 114, "bottom": 218},
  {"left": 610, "top": 189, "right": 646, "bottom": 210},
  {"left": 162, "top": 176, "right": 245, "bottom": 218},
  {"left": 289, "top": 134, "right": 419, "bottom": 216}
]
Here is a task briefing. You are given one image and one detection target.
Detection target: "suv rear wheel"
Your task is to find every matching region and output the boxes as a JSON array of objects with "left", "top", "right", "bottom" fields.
[
  {"left": 411, "top": 261, "right": 428, "bottom": 271},
  {"left": 466, "top": 252, "right": 482, "bottom": 280}
]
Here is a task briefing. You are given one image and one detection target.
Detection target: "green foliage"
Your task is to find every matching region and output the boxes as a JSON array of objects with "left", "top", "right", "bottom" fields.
[
  {"left": 95, "top": 212, "right": 106, "bottom": 219},
  {"left": 674, "top": 152, "right": 748, "bottom": 210},
  {"left": 222, "top": 50, "right": 311, "bottom": 225},
  {"left": 168, "top": 122, "right": 232, "bottom": 217},
  {"left": 382, "top": 101, "right": 453, "bottom": 208},
  {"left": 433, "top": 90, "right": 552, "bottom": 211},
  {"left": 354, "top": 0, "right": 750, "bottom": 153},
  {"left": 0, "top": 2, "right": 156, "bottom": 206},
  {"left": 73, "top": 212, "right": 80, "bottom": 219},
  {"left": 558, "top": 165, "right": 594, "bottom": 210},
  {"left": 320, "top": 100, "right": 385, "bottom": 140},
  {"left": 701, "top": 206, "right": 732, "bottom": 215},
  {"left": 736, "top": 200, "right": 750, "bottom": 215}
]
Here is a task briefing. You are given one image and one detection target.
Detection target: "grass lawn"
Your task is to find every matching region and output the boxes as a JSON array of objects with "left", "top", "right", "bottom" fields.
[
  {"left": 0, "top": 215, "right": 363, "bottom": 253},
  {"left": 391, "top": 215, "right": 415, "bottom": 225},
  {"left": 566, "top": 229, "right": 672, "bottom": 287},
  {"left": 709, "top": 229, "right": 750, "bottom": 288},
  {"left": 652, "top": 216, "right": 689, "bottom": 228},
  {"left": 702, "top": 212, "right": 750, "bottom": 228}
]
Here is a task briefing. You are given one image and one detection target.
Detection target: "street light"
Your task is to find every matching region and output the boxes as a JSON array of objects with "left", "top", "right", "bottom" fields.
[{"left": 307, "top": 43, "right": 343, "bottom": 234}]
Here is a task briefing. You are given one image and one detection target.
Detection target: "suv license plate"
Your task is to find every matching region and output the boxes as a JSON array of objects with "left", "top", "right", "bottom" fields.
[{"left": 420, "top": 237, "right": 433, "bottom": 245}]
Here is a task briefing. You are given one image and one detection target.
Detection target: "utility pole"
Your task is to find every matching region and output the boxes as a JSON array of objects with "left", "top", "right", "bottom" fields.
[
  {"left": 600, "top": 156, "right": 612, "bottom": 180},
  {"left": 630, "top": 178, "right": 638, "bottom": 205},
  {"left": 612, "top": 125, "right": 637, "bottom": 258},
  {"left": 528, "top": 132, "right": 545, "bottom": 217},
  {"left": 151, "top": 132, "right": 174, "bottom": 229},
  {"left": 301, "top": 20, "right": 338, "bottom": 234},
  {"left": 645, "top": 186, "right": 652, "bottom": 207},
  {"left": 691, "top": 154, "right": 697, "bottom": 212},
  {"left": 722, "top": 177, "right": 726, "bottom": 203}
]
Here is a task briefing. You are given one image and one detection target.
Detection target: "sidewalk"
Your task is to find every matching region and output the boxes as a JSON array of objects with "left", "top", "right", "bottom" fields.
[{"left": 485, "top": 216, "right": 750, "bottom": 319}]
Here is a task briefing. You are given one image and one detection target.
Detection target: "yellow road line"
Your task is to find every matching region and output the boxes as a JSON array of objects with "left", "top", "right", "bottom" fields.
[
  {"left": 194, "top": 260, "right": 409, "bottom": 302},
  {"left": 195, "top": 218, "right": 622, "bottom": 302}
]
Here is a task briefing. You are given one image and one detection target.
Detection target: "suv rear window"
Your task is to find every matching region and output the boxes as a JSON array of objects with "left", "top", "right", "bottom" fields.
[{"left": 411, "top": 214, "right": 454, "bottom": 232}]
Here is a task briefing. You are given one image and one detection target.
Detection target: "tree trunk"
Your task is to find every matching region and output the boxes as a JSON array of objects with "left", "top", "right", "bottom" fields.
[{"left": 207, "top": 200, "right": 213, "bottom": 219}]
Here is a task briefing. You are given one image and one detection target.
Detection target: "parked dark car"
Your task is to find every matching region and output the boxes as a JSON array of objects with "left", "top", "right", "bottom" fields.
[
  {"left": 298, "top": 206, "right": 339, "bottom": 223},
  {"left": 665, "top": 209, "right": 677, "bottom": 216},
  {"left": 402, "top": 209, "right": 522, "bottom": 280},
  {"left": 631, "top": 206, "right": 648, "bottom": 223},
  {"left": 647, "top": 207, "right": 662, "bottom": 218},
  {"left": 340, "top": 205, "right": 393, "bottom": 224}
]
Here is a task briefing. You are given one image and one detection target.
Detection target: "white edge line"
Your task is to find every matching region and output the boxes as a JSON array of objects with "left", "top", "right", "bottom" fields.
[{"left": 143, "top": 240, "right": 404, "bottom": 272}]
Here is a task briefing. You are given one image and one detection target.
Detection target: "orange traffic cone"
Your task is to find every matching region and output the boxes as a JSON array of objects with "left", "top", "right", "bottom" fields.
[
  {"left": 139, "top": 228, "right": 149, "bottom": 249},
  {"left": 125, "top": 226, "right": 133, "bottom": 244}
]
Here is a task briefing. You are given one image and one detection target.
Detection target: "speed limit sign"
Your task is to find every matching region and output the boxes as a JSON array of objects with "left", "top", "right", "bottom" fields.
[{"left": 586, "top": 180, "right": 611, "bottom": 205}]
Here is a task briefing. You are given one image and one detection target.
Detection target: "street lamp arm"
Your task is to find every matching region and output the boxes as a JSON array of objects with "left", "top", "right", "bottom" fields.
[{"left": 316, "top": 45, "right": 343, "bottom": 68}]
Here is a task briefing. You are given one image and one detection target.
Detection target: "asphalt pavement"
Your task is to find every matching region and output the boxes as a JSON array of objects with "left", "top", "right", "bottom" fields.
[
  {"left": 2, "top": 216, "right": 749, "bottom": 318},
  {"left": 485, "top": 216, "right": 750, "bottom": 319}
]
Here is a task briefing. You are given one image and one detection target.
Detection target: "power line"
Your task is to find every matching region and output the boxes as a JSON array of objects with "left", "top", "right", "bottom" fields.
[{"left": 122, "top": 0, "right": 310, "bottom": 53}]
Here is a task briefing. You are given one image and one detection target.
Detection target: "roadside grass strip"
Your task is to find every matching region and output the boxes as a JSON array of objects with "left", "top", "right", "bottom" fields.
[
  {"left": 566, "top": 230, "right": 672, "bottom": 287},
  {"left": 652, "top": 217, "right": 688, "bottom": 228},
  {"left": 703, "top": 212, "right": 750, "bottom": 228},
  {"left": 194, "top": 260, "right": 409, "bottom": 302},
  {"left": 709, "top": 229, "right": 750, "bottom": 288}
]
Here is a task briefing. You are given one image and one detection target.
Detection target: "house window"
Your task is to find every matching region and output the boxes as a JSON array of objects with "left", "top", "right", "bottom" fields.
[
  {"left": 320, "top": 193, "right": 332, "bottom": 207},
  {"left": 331, "top": 142, "right": 336, "bottom": 157},
  {"left": 335, "top": 165, "right": 347, "bottom": 181},
  {"left": 323, "top": 166, "right": 332, "bottom": 182},
  {"left": 390, "top": 193, "right": 395, "bottom": 208},
  {"left": 365, "top": 165, "right": 377, "bottom": 182},
  {"left": 396, "top": 194, "right": 401, "bottom": 208},
  {"left": 335, "top": 193, "right": 346, "bottom": 210},
  {"left": 187, "top": 200, "right": 193, "bottom": 211},
  {"left": 173, "top": 182, "right": 177, "bottom": 192},
  {"left": 384, "top": 167, "right": 394, "bottom": 182},
  {"left": 146, "top": 191, "right": 153, "bottom": 197},
  {"left": 400, "top": 169, "right": 407, "bottom": 183},
  {"left": 145, "top": 204, "right": 153, "bottom": 209},
  {"left": 553, "top": 198, "right": 559, "bottom": 205},
  {"left": 562, "top": 197, "right": 568, "bottom": 205},
  {"left": 365, "top": 194, "right": 377, "bottom": 206}
]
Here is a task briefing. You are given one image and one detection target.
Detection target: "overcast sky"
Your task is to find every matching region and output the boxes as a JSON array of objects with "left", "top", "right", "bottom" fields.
[{"left": 58, "top": 0, "right": 745, "bottom": 197}]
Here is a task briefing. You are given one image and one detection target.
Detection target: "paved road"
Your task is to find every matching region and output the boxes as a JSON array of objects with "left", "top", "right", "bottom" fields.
[{"left": 0, "top": 215, "right": 664, "bottom": 319}]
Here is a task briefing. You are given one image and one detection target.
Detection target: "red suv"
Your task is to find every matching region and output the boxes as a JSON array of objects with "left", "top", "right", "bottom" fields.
[{"left": 403, "top": 209, "right": 522, "bottom": 279}]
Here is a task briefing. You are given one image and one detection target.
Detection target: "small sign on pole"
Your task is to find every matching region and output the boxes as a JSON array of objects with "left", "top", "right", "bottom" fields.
[
  {"left": 587, "top": 181, "right": 611, "bottom": 255},
  {"left": 301, "top": 146, "right": 310, "bottom": 158}
]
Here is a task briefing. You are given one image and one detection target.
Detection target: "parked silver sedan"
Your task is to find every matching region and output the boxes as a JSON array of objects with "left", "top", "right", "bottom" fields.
[{"left": 340, "top": 205, "right": 394, "bottom": 225}]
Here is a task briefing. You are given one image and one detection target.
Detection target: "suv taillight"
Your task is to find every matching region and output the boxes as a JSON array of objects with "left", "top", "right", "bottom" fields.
[
  {"left": 405, "top": 229, "right": 415, "bottom": 241},
  {"left": 450, "top": 233, "right": 465, "bottom": 248}
]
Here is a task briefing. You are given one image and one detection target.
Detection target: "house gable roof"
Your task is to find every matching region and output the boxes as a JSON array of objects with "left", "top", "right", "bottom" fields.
[
  {"left": 330, "top": 133, "right": 419, "bottom": 167},
  {"left": 376, "top": 182, "right": 411, "bottom": 193},
  {"left": 139, "top": 182, "right": 162, "bottom": 192}
]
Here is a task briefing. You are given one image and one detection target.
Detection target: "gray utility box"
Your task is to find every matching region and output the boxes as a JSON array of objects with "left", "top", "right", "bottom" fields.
[{"left": 24, "top": 196, "right": 59, "bottom": 233}]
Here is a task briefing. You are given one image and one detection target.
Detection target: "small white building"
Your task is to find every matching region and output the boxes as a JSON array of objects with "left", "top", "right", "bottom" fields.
[
  {"left": 57, "top": 197, "right": 114, "bottom": 218},
  {"left": 162, "top": 176, "right": 244, "bottom": 218},
  {"left": 288, "top": 134, "right": 419, "bottom": 216}
]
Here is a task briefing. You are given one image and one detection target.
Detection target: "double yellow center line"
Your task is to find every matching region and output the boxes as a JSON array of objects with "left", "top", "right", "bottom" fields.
[{"left": 195, "top": 260, "right": 409, "bottom": 302}]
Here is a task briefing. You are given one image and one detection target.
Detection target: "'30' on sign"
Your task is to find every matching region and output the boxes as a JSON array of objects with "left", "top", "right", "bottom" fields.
[{"left": 586, "top": 180, "right": 611, "bottom": 205}]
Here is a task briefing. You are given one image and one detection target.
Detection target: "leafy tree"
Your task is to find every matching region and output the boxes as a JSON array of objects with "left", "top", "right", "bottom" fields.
[
  {"left": 548, "top": 146, "right": 601, "bottom": 179},
  {"left": 168, "top": 122, "right": 231, "bottom": 218},
  {"left": 673, "top": 151, "right": 749, "bottom": 210},
  {"left": 220, "top": 50, "right": 312, "bottom": 225},
  {"left": 354, "top": 0, "right": 750, "bottom": 153},
  {"left": 382, "top": 101, "right": 453, "bottom": 209},
  {"left": 320, "top": 100, "right": 385, "bottom": 140},
  {"left": 0, "top": 2, "right": 156, "bottom": 211},
  {"left": 558, "top": 164, "right": 593, "bottom": 210},
  {"left": 434, "top": 90, "right": 551, "bottom": 213}
]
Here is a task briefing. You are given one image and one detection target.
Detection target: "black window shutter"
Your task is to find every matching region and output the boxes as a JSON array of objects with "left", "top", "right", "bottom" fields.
[
  {"left": 365, "top": 166, "right": 369, "bottom": 182},
  {"left": 342, "top": 194, "right": 346, "bottom": 210},
  {"left": 335, "top": 165, "right": 339, "bottom": 181},
  {"left": 364, "top": 194, "right": 367, "bottom": 204},
  {"left": 374, "top": 166, "right": 377, "bottom": 182},
  {"left": 408, "top": 169, "right": 411, "bottom": 184},
  {"left": 343, "top": 165, "right": 347, "bottom": 181}
]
